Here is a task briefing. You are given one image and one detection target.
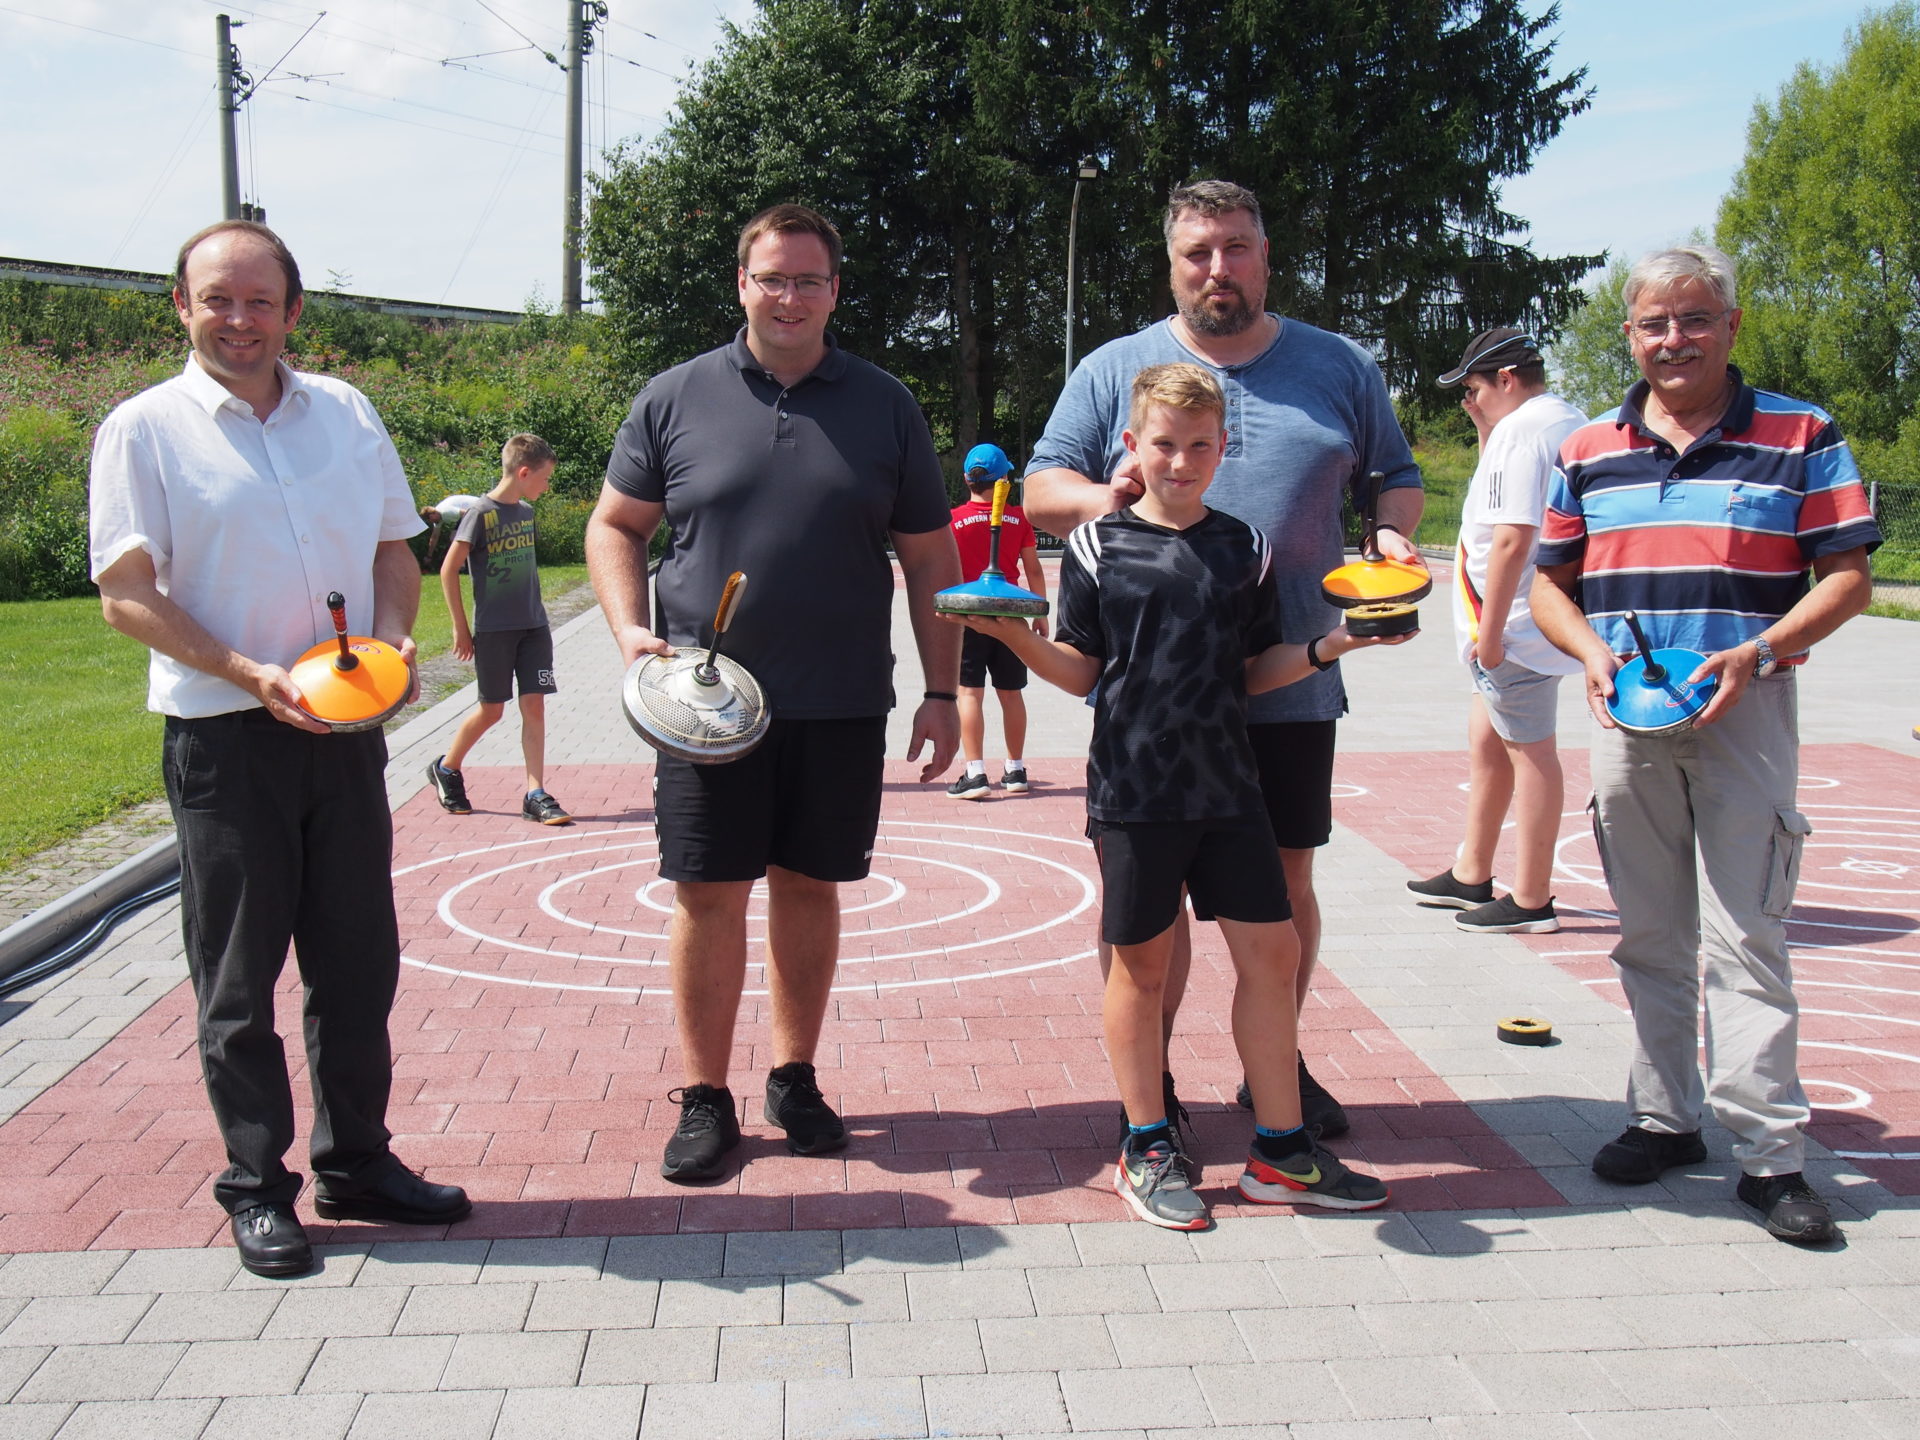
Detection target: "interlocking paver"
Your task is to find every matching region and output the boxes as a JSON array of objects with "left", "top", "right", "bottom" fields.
[
  {"left": 490, "top": 1383, "right": 644, "bottom": 1440},
  {"left": 1719, "top": 1340, "right": 1911, "bottom": 1403},
  {"left": 344, "top": 1388, "right": 503, "bottom": 1439},
  {"left": 1356, "top": 1299, "right": 1508, "bottom": 1357},
  {"left": 127, "top": 1290, "right": 280, "bottom": 1344},
  {"left": 478, "top": 1236, "right": 608, "bottom": 1282},
  {"left": 955, "top": 1225, "right": 1079, "bottom": 1270},
  {"left": 200, "top": 1392, "right": 362, "bottom": 1440},
  {"left": 440, "top": 1329, "right": 587, "bottom": 1390},
  {"left": 0, "top": 1344, "right": 48, "bottom": 1403},
  {"left": 717, "top": 1321, "right": 851, "bottom": 1381},
  {"left": 525, "top": 1276, "right": 659, "bottom": 1331},
  {"left": 395, "top": 1280, "right": 534, "bottom": 1335},
  {"left": 1459, "top": 1351, "right": 1628, "bottom": 1412},
  {"left": 783, "top": 1273, "right": 909, "bottom": 1326},
  {"left": 1061, "top": 1364, "right": 1206, "bottom": 1431},
  {"left": 1588, "top": 1347, "right": 1766, "bottom": 1410},
  {"left": 1571, "top": 1408, "right": 1737, "bottom": 1440},
  {"left": 101, "top": 1248, "right": 244, "bottom": 1294},
  {"left": 300, "top": 1334, "right": 455, "bottom": 1394},
  {"left": 262, "top": 1286, "right": 409, "bottom": 1340},
  {"left": 1106, "top": 1309, "right": 1251, "bottom": 1367},
  {"left": 605, "top": 1234, "right": 725, "bottom": 1281},
  {"left": 1710, "top": 1400, "right": 1894, "bottom": 1439},
  {"left": 1027, "top": 1263, "right": 1158, "bottom": 1316},
  {"left": 1194, "top": 1359, "right": 1352, "bottom": 1425},
  {"left": 923, "top": 1371, "right": 1068, "bottom": 1435},
  {"left": 848, "top": 1317, "right": 980, "bottom": 1378},
  {"left": 1265, "top": 1254, "right": 1409, "bottom": 1307},
  {"left": 1145, "top": 1259, "right": 1284, "bottom": 1312},
  {"left": 977, "top": 1314, "right": 1118, "bottom": 1373},
  {"left": 638, "top": 1379, "right": 783, "bottom": 1440},
  {"left": 579, "top": 1326, "right": 717, "bottom": 1386},
  {"left": 1328, "top": 1355, "right": 1497, "bottom": 1420},
  {"left": 725, "top": 1230, "right": 842, "bottom": 1276},
  {"left": 354, "top": 1240, "right": 491, "bottom": 1288},
  {"left": 785, "top": 1376, "right": 928, "bottom": 1440},
  {"left": 842, "top": 1228, "right": 961, "bottom": 1273},
  {"left": 13, "top": 1341, "right": 184, "bottom": 1403},
  {"left": 652, "top": 1276, "right": 782, "bottom": 1328},
  {"left": 39, "top": 1398, "right": 218, "bottom": 1439},
  {"left": 902, "top": 1269, "right": 1033, "bottom": 1321},
  {"left": 0, "top": 1293, "right": 153, "bottom": 1347},
  {"left": 0, "top": 1253, "right": 124, "bottom": 1298},
  {"left": 1476, "top": 1296, "right": 1639, "bottom": 1354},
  {"left": 159, "top": 1338, "right": 320, "bottom": 1397}
]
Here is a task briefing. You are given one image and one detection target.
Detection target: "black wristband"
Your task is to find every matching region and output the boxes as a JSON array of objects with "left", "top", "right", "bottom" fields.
[
  {"left": 924, "top": 690, "right": 958, "bottom": 702},
  {"left": 1306, "top": 636, "right": 1337, "bottom": 672},
  {"left": 1374, "top": 522, "right": 1402, "bottom": 537}
]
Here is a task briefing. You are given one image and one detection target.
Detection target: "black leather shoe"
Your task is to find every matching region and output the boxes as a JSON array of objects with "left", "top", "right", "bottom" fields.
[
  {"left": 313, "top": 1165, "right": 472, "bottom": 1224},
  {"left": 1591, "top": 1126, "right": 1708, "bottom": 1184},
  {"left": 231, "top": 1203, "right": 314, "bottom": 1277},
  {"left": 1737, "top": 1171, "right": 1836, "bottom": 1245}
]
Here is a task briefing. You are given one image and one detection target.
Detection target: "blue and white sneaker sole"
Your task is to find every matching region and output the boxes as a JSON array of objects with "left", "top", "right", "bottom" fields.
[{"left": 1113, "top": 1158, "right": 1209, "bottom": 1230}]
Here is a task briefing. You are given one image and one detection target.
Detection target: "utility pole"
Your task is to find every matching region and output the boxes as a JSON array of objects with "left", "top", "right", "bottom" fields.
[
  {"left": 561, "top": 2, "right": 586, "bottom": 314},
  {"left": 216, "top": 14, "right": 241, "bottom": 220}
]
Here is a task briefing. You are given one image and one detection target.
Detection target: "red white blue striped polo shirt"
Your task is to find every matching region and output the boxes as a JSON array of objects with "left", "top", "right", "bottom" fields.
[{"left": 1535, "top": 367, "right": 1881, "bottom": 663}]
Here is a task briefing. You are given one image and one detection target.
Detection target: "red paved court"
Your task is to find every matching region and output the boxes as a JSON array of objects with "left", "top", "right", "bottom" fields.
[
  {"left": 0, "top": 760, "right": 1558, "bottom": 1254},
  {"left": 1340, "top": 741, "right": 1920, "bottom": 1196}
]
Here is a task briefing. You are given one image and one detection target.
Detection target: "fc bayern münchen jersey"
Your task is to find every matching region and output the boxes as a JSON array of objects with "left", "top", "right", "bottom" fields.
[{"left": 1054, "top": 507, "right": 1283, "bottom": 822}]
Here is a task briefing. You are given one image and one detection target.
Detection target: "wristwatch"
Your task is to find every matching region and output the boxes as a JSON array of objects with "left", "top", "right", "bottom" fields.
[{"left": 1751, "top": 635, "right": 1778, "bottom": 680}]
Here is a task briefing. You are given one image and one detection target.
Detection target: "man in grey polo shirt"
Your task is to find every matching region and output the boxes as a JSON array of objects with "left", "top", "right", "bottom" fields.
[
  {"left": 587, "top": 203, "right": 962, "bottom": 1183},
  {"left": 1025, "top": 179, "right": 1423, "bottom": 1142}
]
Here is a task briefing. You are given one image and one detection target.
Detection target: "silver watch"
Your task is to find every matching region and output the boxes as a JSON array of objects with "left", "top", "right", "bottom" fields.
[{"left": 1751, "top": 635, "right": 1778, "bottom": 679}]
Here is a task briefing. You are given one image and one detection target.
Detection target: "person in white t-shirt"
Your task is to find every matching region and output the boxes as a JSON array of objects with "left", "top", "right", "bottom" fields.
[{"left": 1408, "top": 328, "right": 1586, "bottom": 934}]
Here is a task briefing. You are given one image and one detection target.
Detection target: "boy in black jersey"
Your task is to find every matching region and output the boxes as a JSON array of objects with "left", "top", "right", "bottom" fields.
[{"left": 950, "top": 364, "right": 1400, "bottom": 1228}]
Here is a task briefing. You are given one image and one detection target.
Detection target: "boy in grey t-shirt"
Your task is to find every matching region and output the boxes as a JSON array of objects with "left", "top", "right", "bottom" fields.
[{"left": 427, "top": 433, "right": 571, "bottom": 825}]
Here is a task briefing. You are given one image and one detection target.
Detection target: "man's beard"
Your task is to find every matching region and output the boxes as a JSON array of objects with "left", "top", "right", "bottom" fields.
[{"left": 1179, "top": 280, "right": 1261, "bottom": 337}]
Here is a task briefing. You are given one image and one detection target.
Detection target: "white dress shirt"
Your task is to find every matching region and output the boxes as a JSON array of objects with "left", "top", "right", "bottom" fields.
[{"left": 89, "top": 355, "right": 423, "bottom": 718}]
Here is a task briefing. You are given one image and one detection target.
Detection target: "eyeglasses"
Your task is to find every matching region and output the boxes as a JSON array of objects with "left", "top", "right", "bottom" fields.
[
  {"left": 1628, "top": 310, "right": 1728, "bottom": 340},
  {"left": 747, "top": 271, "right": 833, "bottom": 298}
]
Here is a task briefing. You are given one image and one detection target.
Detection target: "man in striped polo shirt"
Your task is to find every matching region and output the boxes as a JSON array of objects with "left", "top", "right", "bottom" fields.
[{"left": 1530, "top": 245, "right": 1881, "bottom": 1245}]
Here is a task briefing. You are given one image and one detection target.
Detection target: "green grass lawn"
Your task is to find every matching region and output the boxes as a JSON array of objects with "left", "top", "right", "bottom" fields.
[{"left": 0, "top": 565, "right": 590, "bottom": 873}]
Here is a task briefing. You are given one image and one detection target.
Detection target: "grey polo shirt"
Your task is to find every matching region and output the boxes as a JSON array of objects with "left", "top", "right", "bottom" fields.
[{"left": 606, "top": 331, "right": 950, "bottom": 719}]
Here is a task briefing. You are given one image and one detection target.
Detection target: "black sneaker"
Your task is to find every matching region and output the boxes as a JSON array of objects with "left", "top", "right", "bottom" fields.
[
  {"left": 1456, "top": 894, "right": 1559, "bottom": 934},
  {"left": 522, "top": 789, "right": 572, "bottom": 825},
  {"left": 947, "top": 772, "right": 991, "bottom": 801},
  {"left": 1736, "top": 1171, "right": 1835, "bottom": 1245},
  {"left": 1235, "top": 1055, "right": 1350, "bottom": 1139},
  {"left": 1239, "top": 1139, "right": 1389, "bottom": 1211},
  {"left": 999, "top": 766, "right": 1030, "bottom": 793},
  {"left": 1590, "top": 1126, "right": 1708, "bottom": 1184},
  {"left": 660, "top": 1084, "right": 741, "bottom": 1182},
  {"left": 427, "top": 756, "right": 471, "bottom": 814},
  {"left": 1406, "top": 868, "right": 1494, "bottom": 909},
  {"left": 764, "top": 1062, "right": 847, "bottom": 1155}
]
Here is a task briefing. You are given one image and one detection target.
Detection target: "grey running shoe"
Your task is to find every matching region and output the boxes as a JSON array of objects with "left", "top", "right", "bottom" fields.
[
  {"left": 1115, "top": 1137, "right": 1209, "bottom": 1229},
  {"left": 1238, "top": 1140, "right": 1389, "bottom": 1210},
  {"left": 1456, "top": 894, "right": 1559, "bottom": 933},
  {"left": 1406, "top": 868, "right": 1494, "bottom": 909},
  {"left": 427, "top": 756, "right": 471, "bottom": 814},
  {"left": 1116, "top": 1074, "right": 1198, "bottom": 1183},
  {"left": 660, "top": 1085, "right": 741, "bottom": 1182}
]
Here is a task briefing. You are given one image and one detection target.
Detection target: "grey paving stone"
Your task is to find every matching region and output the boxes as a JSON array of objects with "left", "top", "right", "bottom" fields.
[
  {"left": 1266, "top": 1255, "right": 1409, "bottom": 1307},
  {"left": 1710, "top": 1401, "right": 1893, "bottom": 1440},
  {"left": 300, "top": 1334, "right": 455, "bottom": 1394},
  {"left": 605, "top": 1234, "right": 725, "bottom": 1281},
  {"left": 345, "top": 1388, "right": 503, "bottom": 1439},
  {"left": 0, "top": 1401, "right": 69, "bottom": 1440},
  {"left": 127, "top": 1289, "right": 281, "bottom": 1343},
  {"left": 1855, "top": 1398, "right": 1920, "bottom": 1438},
  {"left": 14, "top": 1342, "right": 184, "bottom": 1403},
  {"left": 1186, "top": 1216, "right": 1314, "bottom": 1262},
  {"left": 977, "top": 1314, "right": 1118, "bottom": 1373},
  {"left": 1853, "top": 1283, "right": 1920, "bottom": 1332},
  {"left": 0, "top": 1254, "right": 125, "bottom": 1299},
  {"left": 1070, "top": 1221, "right": 1199, "bottom": 1266},
  {"left": 491, "top": 1384, "right": 644, "bottom": 1440},
  {"left": 1854, "top": 1335, "right": 1920, "bottom": 1388},
  {"left": 1589, "top": 1347, "right": 1767, "bottom": 1409},
  {"left": 101, "top": 1249, "right": 245, "bottom": 1295},
  {"left": 923, "top": 1371, "right": 1068, "bottom": 1435},
  {"left": 1719, "top": 1340, "right": 1911, "bottom": 1403},
  {"left": 1144, "top": 1259, "right": 1284, "bottom": 1312},
  {"left": 1284, "top": 1423, "right": 1431, "bottom": 1440},
  {"left": 1328, "top": 1356, "right": 1497, "bottom": 1420},
  {"left": 39, "top": 1398, "right": 218, "bottom": 1439},
  {"left": 1526, "top": 1207, "right": 1663, "bottom": 1251},
  {"left": 0, "top": 1345, "right": 49, "bottom": 1403},
  {"left": 579, "top": 1326, "right": 717, "bottom": 1386},
  {"left": 784, "top": 1273, "right": 909, "bottom": 1326},
  {"left": 525, "top": 1276, "right": 660, "bottom": 1331},
  {"left": 849, "top": 1318, "right": 981, "bottom": 1379},
  {"left": 1431, "top": 1418, "right": 1588, "bottom": 1440},
  {"left": 440, "top": 1329, "right": 587, "bottom": 1390},
  {"left": 653, "top": 1276, "right": 782, "bottom": 1328},
  {"left": 1476, "top": 1297, "right": 1639, "bottom": 1354},
  {"left": 904, "top": 1269, "right": 1034, "bottom": 1321},
  {"left": 1106, "top": 1309, "right": 1250, "bottom": 1367},
  {"left": 1458, "top": 1351, "right": 1629, "bottom": 1412},
  {"left": 395, "top": 1280, "right": 534, "bottom": 1335},
  {"left": 263, "top": 1285, "right": 409, "bottom": 1339},
  {"left": 1612, "top": 1242, "right": 1774, "bottom": 1293},
  {"left": 843, "top": 1228, "right": 962, "bottom": 1273},
  {"left": 1300, "top": 1213, "right": 1434, "bottom": 1257},
  {"left": 159, "top": 1336, "right": 321, "bottom": 1397},
  {"left": 0, "top": 1294, "right": 153, "bottom": 1347},
  {"left": 1195, "top": 1359, "right": 1351, "bottom": 1425},
  {"left": 1234, "top": 1304, "right": 1378, "bottom": 1364},
  {"left": 1062, "top": 1365, "right": 1206, "bottom": 1431},
  {"left": 479, "top": 1236, "right": 608, "bottom": 1283},
  {"left": 725, "top": 1230, "right": 842, "bottom": 1277},
  {"left": 1027, "top": 1264, "right": 1158, "bottom": 1316},
  {"left": 1381, "top": 1253, "right": 1532, "bottom": 1303},
  {"left": 639, "top": 1379, "right": 783, "bottom": 1440},
  {"left": 354, "top": 1239, "right": 491, "bottom": 1288},
  {"left": 230, "top": 1245, "right": 369, "bottom": 1289},
  {"left": 1741, "top": 1286, "right": 1904, "bottom": 1343},
  {"left": 202, "top": 1393, "right": 363, "bottom": 1440},
  {"left": 1572, "top": 1409, "right": 1736, "bottom": 1440},
  {"left": 718, "top": 1321, "right": 851, "bottom": 1381},
  {"left": 1357, "top": 1299, "right": 1508, "bottom": 1357},
  {"left": 956, "top": 1224, "right": 1079, "bottom": 1271},
  {"left": 1403, "top": 1211, "right": 1548, "bottom": 1255},
  {"left": 1496, "top": 1248, "right": 1662, "bottom": 1300},
  {"left": 1600, "top": 1292, "right": 1771, "bottom": 1349},
  {"left": 1628, "top": 1203, "right": 1777, "bottom": 1247},
  {"left": 785, "top": 1377, "right": 929, "bottom": 1440}
]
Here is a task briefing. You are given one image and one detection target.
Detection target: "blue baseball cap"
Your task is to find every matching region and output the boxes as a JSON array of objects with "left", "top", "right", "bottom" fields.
[{"left": 962, "top": 443, "right": 1013, "bottom": 482}]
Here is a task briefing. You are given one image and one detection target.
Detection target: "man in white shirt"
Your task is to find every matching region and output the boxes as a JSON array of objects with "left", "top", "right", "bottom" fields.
[
  {"left": 90, "top": 221, "right": 470, "bottom": 1278},
  {"left": 1408, "top": 328, "right": 1585, "bottom": 933}
]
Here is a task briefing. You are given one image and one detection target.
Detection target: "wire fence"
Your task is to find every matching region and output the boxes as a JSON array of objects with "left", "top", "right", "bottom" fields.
[{"left": 1870, "top": 480, "right": 1920, "bottom": 607}]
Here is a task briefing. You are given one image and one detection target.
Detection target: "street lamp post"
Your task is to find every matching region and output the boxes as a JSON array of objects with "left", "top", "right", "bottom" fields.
[{"left": 1064, "top": 155, "right": 1101, "bottom": 384}]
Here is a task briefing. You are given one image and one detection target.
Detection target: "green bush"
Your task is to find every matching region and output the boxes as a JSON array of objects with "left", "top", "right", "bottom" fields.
[{"left": 534, "top": 497, "right": 594, "bottom": 566}]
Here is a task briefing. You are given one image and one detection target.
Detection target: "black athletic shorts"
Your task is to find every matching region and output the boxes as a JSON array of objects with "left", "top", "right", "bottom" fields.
[
  {"left": 959, "top": 629, "right": 1028, "bottom": 691},
  {"left": 472, "top": 625, "right": 557, "bottom": 704},
  {"left": 1249, "top": 719, "right": 1337, "bottom": 850},
  {"left": 1089, "top": 814, "right": 1291, "bottom": 946},
  {"left": 653, "top": 716, "right": 887, "bottom": 884}
]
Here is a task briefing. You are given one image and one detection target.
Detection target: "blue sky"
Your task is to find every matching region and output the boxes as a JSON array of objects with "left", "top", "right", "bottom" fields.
[{"left": 0, "top": 0, "right": 1870, "bottom": 312}]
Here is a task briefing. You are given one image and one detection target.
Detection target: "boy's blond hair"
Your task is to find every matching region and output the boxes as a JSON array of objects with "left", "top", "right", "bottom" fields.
[
  {"left": 501, "top": 432, "right": 556, "bottom": 478},
  {"left": 1128, "top": 363, "right": 1226, "bottom": 435}
]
